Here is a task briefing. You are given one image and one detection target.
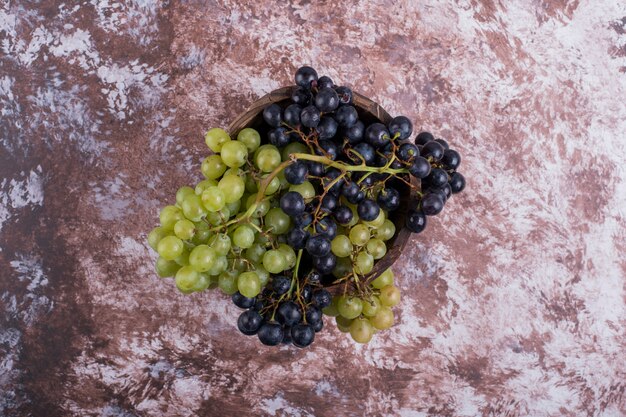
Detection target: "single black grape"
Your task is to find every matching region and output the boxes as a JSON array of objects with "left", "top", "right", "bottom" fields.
[
  {"left": 238, "top": 310, "right": 264, "bottom": 335},
  {"left": 377, "top": 187, "right": 401, "bottom": 211},
  {"left": 388, "top": 115, "right": 413, "bottom": 140},
  {"left": 263, "top": 104, "right": 282, "bottom": 128},
  {"left": 294, "top": 211, "right": 313, "bottom": 228},
  {"left": 292, "top": 86, "right": 312, "bottom": 106},
  {"left": 397, "top": 143, "right": 420, "bottom": 163},
  {"left": 342, "top": 181, "right": 364, "bottom": 204},
  {"left": 286, "top": 227, "right": 309, "bottom": 249},
  {"left": 415, "top": 131, "right": 434, "bottom": 145},
  {"left": 406, "top": 209, "right": 427, "bottom": 233},
  {"left": 442, "top": 149, "right": 461, "bottom": 170},
  {"left": 312, "top": 289, "right": 331, "bottom": 308},
  {"left": 282, "top": 326, "right": 293, "bottom": 344},
  {"left": 232, "top": 292, "right": 256, "bottom": 309},
  {"left": 283, "top": 104, "right": 302, "bottom": 126},
  {"left": 284, "top": 161, "right": 308, "bottom": 185},
  {"left": 307, "top": 161, "right": 324, "bottom": 177},
  {"left": 435, "top": 138, "right": 449, "bottom": 150},
  {"left": 314, "top": 87, "right": 340, "bottom": 112},
  {"left": 351, "top": 142, "right": 375, "bottom": 164},
  {"left": 334, "top": 86, "right": 353, "bottom": 105},
  {"left": 364, "top": 123, "right": 390, "bottom": 148},
  {"left": 276, "top": 301, "right": 302, "bottom": 326},
  {"left": 333, "top": 205, "right": 353, "bottom": 225},
  {"left": 334, "top": 105, "right": 358, "bottom": 127},
  {"left": 425, "top": 168, "right": 449, "bottom": 188},
  {"left": 320, "top": 193, "right": 338, "bottom": 212},
  {"left": 343, "top": 120, "right": 365, "bottom": 144},
  {"left": 421, "top": 140, "right": 445, "bottom": 161},
  {"left": 307, "top": 271, "right": 322, "bottom": 285},
  {"left": 302, "top": 285, "right": 313, "bottom": 303},
  {"left": 317, "top": 75, "right": 334, "bottom": 89},
  {"left": 449, "top": 172, "right": 466, "bottom": 193},
  {"left": 295, "top": 66, "right": 318, "bottom": 89},
  {"left": 313, "top": 253, "right": 337, "bottom": 274},
  {"left": 257, "top": 322, "right": 284, "bottom": 346},
  {"left": 315, "top": 216, "right": 337, "bottom": 240},
  {"left": 280, "top": 191, "right": 305, "bottom": 217},
  {"left": 272, "top": 276, "right": 292, "bottom": 295},
  {"left": 268, "top": 127, "right": 290, "bottom": 147},
  {"left": 421, "top": 193, "right": 445, "bottom": 216},
  {"left": 440, "top": 183, "right": 452, "bottom": 201},
  {"left": 301, "top": 105, "right": 321, "bottom": 128},
  {"left": 252, "top": 297, "right": 265, "bottom": 312},
  {"left": 322, "top": 168, "right": 345, "bottom": 195},
  {"left": 312, "top": 319, "right": 324, "bottom": 332},
  {"left": 291, "top": 324, "right": 315, "bottom": 348},
  {"left": 357, "top": 198, "right": 380, "bottom": 221},
  {"left": 317, "top": 116, "right": 338, "bottom": 140},
  {"left": 305, "top": 306, "right": 322, "bottom": 324},
  {"left": 408, "top": 156, "right": 431, "bottom": 178},
  {"left": 316, "top": 140, "right": 338, "bottom": 160},
  {"left": 306, "top": 234, "right": 331, "bottom": 257}
]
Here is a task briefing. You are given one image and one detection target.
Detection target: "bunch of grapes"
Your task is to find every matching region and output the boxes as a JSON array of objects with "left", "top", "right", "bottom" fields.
[{"left": 147, "top": 66, "right": 465, "bottom": 347}]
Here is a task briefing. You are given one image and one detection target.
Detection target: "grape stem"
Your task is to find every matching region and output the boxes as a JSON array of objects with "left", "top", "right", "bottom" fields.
[{"left": 290, "top": 153, "right": 409, "bottom": 176}]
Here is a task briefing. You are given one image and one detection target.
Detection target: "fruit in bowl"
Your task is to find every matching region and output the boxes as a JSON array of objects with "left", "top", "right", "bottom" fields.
[{"left": 147, "top": 66, "right": 466, "bottom": 347}]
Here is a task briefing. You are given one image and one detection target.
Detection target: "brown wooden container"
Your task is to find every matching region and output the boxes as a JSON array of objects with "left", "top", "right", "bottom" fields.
[{"left": 228, "top": 87, "right": 417, "bottom": 285}]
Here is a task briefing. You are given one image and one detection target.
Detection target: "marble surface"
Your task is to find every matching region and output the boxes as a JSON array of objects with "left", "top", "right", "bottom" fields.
[{"left": 1, "top": 1, "right": 626, "bottom": 416}]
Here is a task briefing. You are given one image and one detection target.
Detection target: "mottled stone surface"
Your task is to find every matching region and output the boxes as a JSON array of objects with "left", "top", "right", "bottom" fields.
[{"left": 1, "top": 1, "right": 626, "bottom": 416}]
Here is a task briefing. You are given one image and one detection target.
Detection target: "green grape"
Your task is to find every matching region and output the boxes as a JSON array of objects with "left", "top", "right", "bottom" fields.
[
  {"left": 255, "top": 232, "right": 269, "bottom": 246},
  {"left": 189, "top": 244, "right": 217, "bottom": 272},
  {"left": 218, "top": 175, "right": 245, "bottom": 204},
  {"left": 361, "top": 296, "right": 381, "bottom": 317},
  {"left": 289, "top": 181, "right": 315, "bottom": 202},
  {"left": 262, "top": 174, "right": 281, "bottom": 196},
  {"left": 157, "top": 235, "right": 184, "bottom": 260},
  {"left": 337, "top": 295, "right": 363, "bottom": 319},
  {"left": 232, "top": 225, "right": 255, "bottom": 249},
  {"left": 226, "top": 199, "right": 241, "bottom": 215},
  {"left": 349, "top": 318, "right": 374, "bottom": 343},
  {"left": 254, "top": 265, "right": 270, "bottom": 286},
  {"left": 205, "top": 128, "right": 230, "bottom": 152},
  {"left": 209, "top": 233, "right": 231, "bottom": 256},
  {"left": 371, "top": 268, "right": 394, "bottom": 289},
  {"left": 194, "top": 179, "right": 218, "bottom": 195},
  {"left": 206, "top": 206, "right": 230, "bottom": 225},
  {"left": 354, "top": 251, "right": 374, "bottom": 275},
  {"left": 262, "top": 249, "right": 286, "bottom": 274},
  {"left": 201, "top": 155, "right": 227, "bottom": 179},
  {"left": 175, "top": 266, "right": 201, "bottom": 293},
  {"left": 331, "top": 235, "right": 352, "bottom": 258},
  {"left": 281, "top": 142, "right": 308, "bottom": 161},
  {"left": 201, "top": 186, "right": 226, "bottom": 212},
  {"left": 148, "top": 226, "right": 169, "bottom": 250},
  {"left": 254, "top": 145, "right": 282, "bottom": 172},
  {"left": 207, "top": 256, "right": 228, "bottom": 276},
  {"left": 366, "top": 238, "right": 386, "bottom": 260},
  {"left": 174, "top": 219, "right": 196, "bottom": 240},
  {"left": 191, "top": 273, "right": 211, "bottom": 291},
  {"left": 156, "top": 256, "right": 180, "bottom": 277},
  {"left": 336, "top": 315, "right": 353, "bottom": 333},
  {"left": 370, "top": 306, "right": 394, "bottom": 330},
  {"left": 192, "top": 222, "right": 211, "bottom": 245},
  {"left": 237, "top": 128, "right": 261, "bottom": 152},
  {"left": 264, "top": 208, "right": 291, "bottom": 235},
  {"left": 364, "top": 210, "right": 385, "bottom": 228},
  {"left": 332, "top": 256, "right": 352, "bottom": 279},
  {"left": 379, "top": 285, "right": 401, "bottom": 307},
  {"left": 245, "top": 243, "right": 266, "bottom": 263},
  {"left": 231, "top": 257, "right": 248, "bottom": 272},
  {"left": 207, "top": 274, "right": 220, "bottom": 290},
  {"left": 246, "top": 194, "right": 270, "bottom": 218},
  {"left": 245, "top": 174, "right": 258, "bottom": 193},
  {"left": 224, "top": 167, "right": 245, "bottom": 177},
  {"left": 218, "top": 270, "right": 239, "bottom": 295},
  {"left": 160, "top": 205, "right": 185, "bottom": 230},
  {"left": 277, "top": 244, "right": 296, "bottom": 269},
  {"left": 174, "top": 246, "right": 190, "bottom": 266},
  {"left": 176, "top": 186, "right": 195, "bottom": 206},
  {"left": 375, "top": 219, "right": 396, "bottom": 241},
  {"left": 349, "top": 224, "right": 370, "bottom": 246},
  {"left": 277, "top": 170, "right": 288, "bottom": 188},
  {"left": 323, "top": 296, "right": 340, "bottom": 317},
  {"left": 237, "top": 271, "right": 261, "bottom": 298},
  {"left": 181, "top": 194, "right": 207, "bottom": 222}
]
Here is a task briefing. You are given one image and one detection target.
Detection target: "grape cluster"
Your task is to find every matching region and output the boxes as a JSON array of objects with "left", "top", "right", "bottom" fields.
[{"left": 147, "top": 66, "right": 464, "bottom": 347}]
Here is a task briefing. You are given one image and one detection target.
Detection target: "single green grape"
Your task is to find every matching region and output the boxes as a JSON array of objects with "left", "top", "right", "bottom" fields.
[
  {"left": 209, "top": 233, "right": 231, "bottom": 256},
  {"left": 192, "top": 222, "right": 211, "bottom": 245},
  {"left": 336, "top": 315, "right": 353, "bottom": 333},
  {"left": 175, "top": 266, "right": 201, "bottom": 293},
  {"left": 201, "top": 155, "right": 227, "bottom": 179},
  {"left": 148, "top": 226, "right": 169, "bottom": 250},
  {"left": 337, "top": 295, "right": 363, "bottom": 319},
  {"left": 349, "top": 224, "right": 370, "bottom": 246},
  {"left": 277, "top": 170, "right": 288, "bottom": 188},
  {"left": 207, "top": 255, "right": 228, "bottom": 276},
  {"left": 363, "top": 210, "right": 385, "bottom": 228},
  {"left": 223, "top": 167, "right": 245, "bottom": 178},
  {"left": 262, "top": 249, "right": 286, "bottom": 274},
  {"left": 262, "top": 174, "right": 281, "bottom": 196},
  {"left": 354, "top": 251, "right": 374, "bottom": 275},
  {"left": 264, "top": 208, "right": 291, "bottom": 235},
  {"left": 254, "top": 265, "right": 270, "bottom": 286},
  {"left": 281, "top": 142, "right": 308, "bottom": 161},
  {"left": 174, "top": 219, "right": 196, "bottom": 240},
  {"left": 246, "top": 194, "right": 270, "bottom": 218},
  {"left": 361, "top": 296, "right": 381, "bottom": 317},
  {"left": 218, "top": 175, "right": 245, "bottom": 204},
  {"left": 191, "top": 273, "right": 211, "bottom": 292},
  {"left": 175, "top": 186, "right": 195, "bottom": 206},
  {"left": 156, "top": 256, "right": 180, "bottom": 277},
  {"left": 232, "top": 225, "right": 255, "bottom": 249},
  {"left": 366, "top": 238, "right": 387, "bottom": 260},
  {"left": 201, "top": 186, "right": 226, "bottom": 212},
  {"left": 375, "top": 219, "right": 396, "bottom": 241},
  {"left": 237, "top": 128, "right": 261, "bottom": 152},
  {"left": 254, "top": 145, "right": 282, "bottom": 172},
  {"left": 379, "top": 285, "right": 401, "bottom": 307},
  {"left": 174, "top": 246, "right": 190, "bottom": 266},
  {"left": 332, "top": 256, "right": 352, "bottom": 279},
  {"left": 231, "top": 257, "right": 248, "bottom": 272},
  {"left": 157, "top": 235, "right": 184, "bottom": 260},
  {"left": 289, "top": 181, "right": 316, "bottom": 202},
  {"left": 237, "top": 271, "right": 261, "bottom": 298},
  {"left": 277, "top": 244, "right": 296, "bottom": 269},
  {"left": 245, "top": 174, "right": 258, "bottom": 193},
  {"left": 206, "top": 206, "right": 230, "bottom": 225},
  {"left": 189, "top": 244, "right": 217, "bottom": 272},
  {"left": 245, "top": 243, "right": 266, "bottom": 264},
  {"left": 331, "top": 235, "right": 353, "bottom": 258},
  {"left": 218, "top": 270, "right": 239, "bottom": 295},
  {"left": 255, "top": 232, "right": 269, "bottom": 245},
  {"left": 181, "top": 194, "right": 207, "bottom": 222},
  {"left": 205, "top": 128, "right": 230, "bottom": 152},
  {"left": 226, "top": 199, "right": 241, "bottom": 215},
  {"left": 349, "top": 317, "right": 374, "bottom": 343},
  {"left": 370, "top": 306, "right": 394, "bottom": 330},
  {"left": 371, "top": 268, "right": 394, "bottom": 289},
  {"left": 194, "top": 179, "right": 218, "bottom": 196},
  {"left": 160, "top": 205, "right": 185, "bottom": 230},
  {"left": 322, "top": 296, "right": 340, "bottom": 317}
]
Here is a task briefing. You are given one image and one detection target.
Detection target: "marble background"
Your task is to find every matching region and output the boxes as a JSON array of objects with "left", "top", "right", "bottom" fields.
[{"left": 1, "top": 1, "right": 626, "bottom": 416}]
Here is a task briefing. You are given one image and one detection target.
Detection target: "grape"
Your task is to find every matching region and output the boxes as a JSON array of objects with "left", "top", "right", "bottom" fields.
[
  {"left": 375, "top": 219, "right": 396, "bottom": 241},
  {"left": 262, "top": 104, "right": 282, "bottom": 127},
  {"left": 261, "top": 174, "right": 281, "bottom": 196},
  {"left": 237, "top": 128, "right": 261, "bottom": 152},
  {"left": 442, "top": 149, "right": 461, "bottom": 170},
  {"left": 232, "top": 225, "right": 255, "bottom": 249},
  {"left": 201, "top": 186, "right": 226, "bottom": 213},
  {"left": 291, "top": 86, "right": 312, "bottom": 105},
  {"left": 335, "top": 86, "right": 353, "bottom": 105},
  {"left": 218, "top": 270, "right": 239, "bottom": 295},
  {"left": 237, "top": 271, "right": 261, "bottom": 298},
  {"left": 276, "top": 301, "right": 302, "bottom": 326},
  {"left": 181, "top": 194, "right": 207, "bottom": 222},
  {"left": 306, "top": 234, "right": 331, "bottom": 257},
  {"left": 364, "top": 123, "right": 390, "bottom": 148},
  {"left": 379, "top": 285, "right": 401, "bottom": 307},
  {"left": 205, "top": 128, "right": 230, "bottom": 152},
  {"left": 277, "top": 243, "right": 297, "bottom": 269},
  {"left": 246, "top": 194, "right": 270, "bottom": 218},
  {"left": 283, "top": 103, "right": 302, "bottom": 126},
  {"left": 160, "top": 205, "right": 185, "bottom": 230},
  {"left": 255, "top": 265, "right": 270, "bottom": 286},
  {"left": 175, "top": 186, "right": 195, "bottom": 206},
  {"left": 245, "top": 174, "right": 258, "bottom": 193},
  {"left": 206, "top": 207, "right": 230, "bottom": 226},
  {"left": 363, "top": 210, "right": 385, "bottom": 228},
  {"left": 344, "top": 120, "right": 365, "bottom": 144},
  {"left": 316, "top": 140, "right": 338, "bottom": 160},
  {"left": 351, "top": 143, "right": 375, "bottom": 164},
  {"left": 156, "top": 256, "right": 180, "bottom": 277},
  {"left": 218, "top": 175, "right": 245, "bottom": 204},
  {"left": 279, "top": 191, "right": 305, "bottom": 217},
  {"left": 201, "top": 155, "right": 227, "bottom": 179},
  {"left": 295, "top": 66, "right": 318, "bottom": 88},
  {"left": 349, "top": 318, "right": 374, "bottom": 343},
  {"left": 449, "top": 172, "right": 466, "bottom": 193},
  {"left": 435, "top": 138, "right": 449, "bottom": 149},
  {"left": 366, "top": 238, "right": 387, "bottom": 260},
  {"left": 315, "top": 87, "right": 339, "bottom": 112},
  {"left": 425, "top": 168, "right": 449, "bottom": 188},
  {"left": 268, "top": 127, "right": 290, "bottom": 147},
  {"left": 281, "top": 142, "right": 308, "bottom": 161},
  {"left": 189, "top": 245, "right": 217, "bottom": 272},
  {"left": 272, "top": 275, "right": 291, "bottom": 295},
  {"left": 257, "top": 322, "right": 284, "bottom": 346},
  {"left": 209, "top": 233, "right": 231, "bottom": 256},
  {"left": 232, "top": 292, "right": 256, "bottom": 309},
  {"left": 148, "top": 226, "right": 169, "bottom": 250},
  {"left": 192, "top": 273, "right": 211, "bottom": 291},
  {"left": 238, "top": 310, "right": 264, "bottom": 335},
  {"left": 370, "top": 306, "right": 394, "bottom": 330},
  {"left": 415, "top": 131, "right": 434, "bottom": 146},
  {"left": 245, "top": 243, "right": 266, "bottom": 263},
  {"left": 286, "top": 227, "right": 309, "bottom": 249},
  {"left": 174, "top": 246, "right": 190, "bottom": 266},
  {"left": 265, "top": 208, "right": 291, "bottom": 235},
  {"left": 349, "top": 224, "right": 370, "bottom": 246},
  {"left": 333, "top": 205, "right": 353, "bottom": 225},
  {"left": 195, "top": 179, "right": 218, "bottom": 195},
  {"left": 388, "top": 115, "right": 413, "bottom": 140},
  {"left": 312, "top": 253, "right": 336, "bottom": 274},
  {"left": 397, "top": 143, "right": 419, "bottom": 163},
  {"left": 331, "top": 235, "right": 352, "bottom": 258},
  {"left": 175, "top": 266, "right": 201, "bottom": 293},
  {"left": 322, "top": 297, "right": 340, "bottom": 317},
  {"left": 291, "top": 324, "right": 315, "bottom": 348},
  {"left": 157, "top": 235, "right": 184, "bottom": 260},
  {"left": 317, "top": 116, "right": 338, "bottom": 139},
  {"left": 336, "top": 315, "right": 353, "bottom": 332},
  {"left": 317, "top": 75, "right": 334, "bottom": 89},
  {"left": 337, "top": 296, "right": 363, "bottom": 319},
  {"left": 174, "top": 219, "right": 195, "bottom": 240},
  {"left": 334, "top": 105, "right": 358, "bottom": 127},
  {"left": 207, "top": 256, "right": 228, "bottom": 275},
  {"left": 362, "top": 296, "right": 381, "bottom": 317},
  {"left": 254, "top": 145, "right": 282, "bottom": 172},
  {"left": 408, "top": 156, "right": 431, "bottom": 179},
  {"left": 332, "top": 256, "right": 352, "bottom": 278},
  {"left": 421, "top": 140, "right": 445, "bottom": 161},
  {"left": 262, "top": 249, "right": 286, "bottom": 274},
  {"left": 301, "top": 105, "right": 320, "bottom": 128},
  {"left": 220, "top": 140, "right": 248, "bottom": 168},
  {"left": 341, "top": 182, "right": 362, "bottom": 203},
  {"left": 289, "top": 181, "right": 316, "bottom": 202},
  {"left": 406, "top": 209, "right": 427, "bottom": 233},
  {"left": 371, "top": 269, "right": 394, "bottom": 291},
  {"left": 284, "top": 161, "right": 308, "bottom": 185},
  {"left": 421, "top": 193, "right": 444, "bottom": 216},
  {"left": 355, "top": 251, "right": 374, "bottom": 275}
]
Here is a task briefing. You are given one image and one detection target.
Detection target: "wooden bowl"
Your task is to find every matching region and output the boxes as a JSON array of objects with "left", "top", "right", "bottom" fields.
[{"left": 228, "top": 87, "right": 417, "bottom": 285}]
